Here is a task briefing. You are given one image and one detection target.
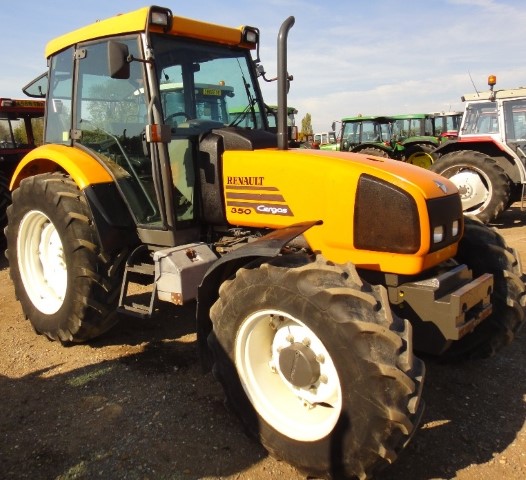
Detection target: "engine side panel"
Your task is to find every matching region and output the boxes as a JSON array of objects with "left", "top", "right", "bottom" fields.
[{"left": 221, "top": 148, "right": 461, "bottom": 275}]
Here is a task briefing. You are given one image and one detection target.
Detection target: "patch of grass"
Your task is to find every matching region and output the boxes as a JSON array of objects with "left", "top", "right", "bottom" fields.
[{"left": 67, "top": 365, "right": 115, "bottom": 387}]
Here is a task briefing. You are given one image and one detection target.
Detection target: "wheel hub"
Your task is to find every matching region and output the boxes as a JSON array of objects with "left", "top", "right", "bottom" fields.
[
  {"left": 457, "top": 183, "right": 473, "bottom": 198},
  {"left": 449, "top": 170, "right": 488, "bottom": 209},
  {"left": 278, "top": 342, "right": 320, "bottom": 388}
]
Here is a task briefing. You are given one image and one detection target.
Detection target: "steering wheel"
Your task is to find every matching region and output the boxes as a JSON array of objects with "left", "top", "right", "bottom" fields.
[{"left": 165, "top": 111, "right": 190, "bottom": 125}]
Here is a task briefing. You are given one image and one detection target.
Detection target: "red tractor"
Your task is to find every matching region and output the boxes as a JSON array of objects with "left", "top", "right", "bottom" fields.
[
  {"left": 431, "top": 76, "right": 526, "bottom": 223},
  {"left": 0, "top": 98, "right": 45, "bottom": 246}
]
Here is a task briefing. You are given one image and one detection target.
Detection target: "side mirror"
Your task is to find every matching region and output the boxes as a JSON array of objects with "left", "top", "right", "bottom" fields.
[
  {"left": 289, "top": 125, "right": 298, "bottom": 141},
  {"left": 108, "top": 41, "right": 130, "bottom": 79}
]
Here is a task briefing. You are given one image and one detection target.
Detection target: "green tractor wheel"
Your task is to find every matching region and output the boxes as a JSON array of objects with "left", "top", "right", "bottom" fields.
[{"left": 404, "top": 143, "right": 436, "bottom": 169}]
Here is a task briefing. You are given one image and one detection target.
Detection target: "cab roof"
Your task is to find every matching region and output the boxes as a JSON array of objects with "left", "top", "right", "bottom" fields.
[{"left": 45, "top": 6, "right": 249, "bottom": 58}]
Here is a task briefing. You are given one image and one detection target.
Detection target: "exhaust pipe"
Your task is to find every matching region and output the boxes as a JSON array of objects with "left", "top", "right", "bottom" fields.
[{"left": 277, "top": 16, "right": 295, "bottom": 150}]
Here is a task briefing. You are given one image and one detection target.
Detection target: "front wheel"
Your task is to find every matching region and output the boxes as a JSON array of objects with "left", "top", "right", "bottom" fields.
[
  {"left": 429, "top": 150, "right": 510, "bottom": 223},
  {"left": 209, "top": 255, "right": 425, "bottom": 479},
  {"left": 6, "top": 173, "right": 126, "bottom": 342}
]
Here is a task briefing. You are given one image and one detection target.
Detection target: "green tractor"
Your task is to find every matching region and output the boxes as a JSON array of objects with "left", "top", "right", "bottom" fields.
[
  {"left": 339, "top": 114, "right": 440, "bottom": 168},
  {"left": 339, "top": 115, "right": 394, "bottom": 155},
  {"left": 315, "top": 130, "right": 339, "bottom": 150},
  {"left": 390, "top": 113, "right": 439, "bottom": 168}
]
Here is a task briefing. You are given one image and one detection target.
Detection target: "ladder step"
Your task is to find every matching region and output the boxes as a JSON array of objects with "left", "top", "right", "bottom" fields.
[
  {"left": 117, "top": 303, "right": 152, "bottom": 319},
  {"left": 118, "top": 259, "right": 157, "bottom": 318},
  {"left": 125, "top": 262, "right": 155, "bottom": 275}
]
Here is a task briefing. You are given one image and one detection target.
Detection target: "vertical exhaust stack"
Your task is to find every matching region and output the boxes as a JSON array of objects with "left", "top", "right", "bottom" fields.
[{"left": 277, "top": 16, "right": 295, "bottom": 150}]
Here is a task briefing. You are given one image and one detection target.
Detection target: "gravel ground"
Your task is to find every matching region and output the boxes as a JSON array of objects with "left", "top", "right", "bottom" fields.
[{"left": 0, "top": 206, "right": 525, "bottom": 480}]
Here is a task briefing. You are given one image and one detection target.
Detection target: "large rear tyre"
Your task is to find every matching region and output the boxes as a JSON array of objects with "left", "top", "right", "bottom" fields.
[
  {"left": 443, "top": 216, "right": 525, "bottom": 359},
  {"left": 429, "top": 150, "right": 510, "bottom": 223},
  {"left": 208, "top": 255, "right": 425, "bottom": 479},
  {"left": 0, "top": 172, "right": 10, "bottom": 251},
  {"left": 6, "top": 173, "right": 125, "bottom": 342}
]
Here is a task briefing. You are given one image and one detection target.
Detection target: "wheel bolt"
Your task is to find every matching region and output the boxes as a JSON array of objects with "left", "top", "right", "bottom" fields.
[
  {"left": 268, "top": 361, "right": 277, "bottom": 373},
  {"left": 316, "top": 354, "right": 325, "bottom": 364}
]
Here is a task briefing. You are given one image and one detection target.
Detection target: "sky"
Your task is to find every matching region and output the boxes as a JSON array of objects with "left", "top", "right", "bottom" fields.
[{"left": 1, "top": 0, "right": 526, "bottom": 133}]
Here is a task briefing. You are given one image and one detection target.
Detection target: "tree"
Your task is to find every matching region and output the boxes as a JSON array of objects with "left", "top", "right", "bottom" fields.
[
  {"left": 13, "top": 118, "right": 44, "bottom": 146},
  {"left": 300, "top": 113, "right": 313, "bottom": 141}
]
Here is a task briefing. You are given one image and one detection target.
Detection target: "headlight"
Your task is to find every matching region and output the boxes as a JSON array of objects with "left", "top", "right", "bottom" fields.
[
  {"left": 426, "top": 195, "right": 463, "bottom": 253},
  {"left": 433, "top": 225, "right": 445, "bottom": 243},
  {"left": 452, "top": 220, "right": 460, "bottom": 237}
]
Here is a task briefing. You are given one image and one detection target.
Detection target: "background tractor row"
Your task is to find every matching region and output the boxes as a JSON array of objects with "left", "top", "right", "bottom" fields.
[
  {"left": 4, "top": 7, "right": 524, "bottom": 479},
  {"left": 337, "top": 111, "right": 462, "bottom": 168}
]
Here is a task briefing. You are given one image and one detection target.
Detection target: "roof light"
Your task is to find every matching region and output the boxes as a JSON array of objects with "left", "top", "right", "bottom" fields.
[
  {"left": 149, "top": 7, "right": 172, "bottom": 31},
  {"left": 488, "top": 75, "right": 497, "bottom": 87},
  {"left": 242, "top": 27, "right": 259, "bottom": 45}
]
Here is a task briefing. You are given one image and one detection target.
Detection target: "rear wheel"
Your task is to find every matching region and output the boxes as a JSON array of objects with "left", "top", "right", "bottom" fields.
[
  {"left": 209, "top": 255, "right": 425, "bottom": 479},
  {"left": 443, "top": 216, "right": 525, "bottom": 359},
  {"left": 0, "top": 172, "right": 10, "bottom": 250},
  {"left": 404, "top": 143, "right": 435, "bottom": 168},
  {"left": 6, "top": 172, "right": 125, "bottom": 342},
  {"left": 429, "top": 150, "right": 510, "bottom": 223}
]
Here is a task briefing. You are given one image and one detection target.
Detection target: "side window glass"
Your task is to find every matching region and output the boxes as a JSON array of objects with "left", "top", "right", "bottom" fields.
[{"left": 46, "top": 47, "right": 73, "bottom": 144}]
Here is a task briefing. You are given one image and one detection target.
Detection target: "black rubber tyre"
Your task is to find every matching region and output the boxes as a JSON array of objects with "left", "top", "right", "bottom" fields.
[
  {"left": 355, "top": 146, "right": 390, "bottom": 158},
  {"left": 429, "top": 150, "right": 510, "bottom": 223},
  {"left": 0, "top": 172, "right": 10, "bottom": 251},
  {"left": 442, "top": 216, "right": 526, "bottom": 360},
  {"left": 208, "top": 254, "right": 425, "bottom": 479},
  {"left": 404, "top": 143, "right": 435, "bottom": 169},
  {"left": 6, "top": 172, "right": 126, "bottom": 342}
]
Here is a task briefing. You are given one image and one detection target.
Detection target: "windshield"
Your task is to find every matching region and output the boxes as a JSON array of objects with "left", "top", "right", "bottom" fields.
[
  {"left": 503, "top": 98, "right": 526, "bottom": 141},
  {"left": 341, "top": 120, "right": 391, "bottom": 149},
  {"left": 462, "top": 102, "right": 499, "bottom": 135},
  {"left": 151, "top": 35, "right": 266, "bottom": 130},
  {"left": 392, "top": 117, "right": 432, "bottom": 138}
]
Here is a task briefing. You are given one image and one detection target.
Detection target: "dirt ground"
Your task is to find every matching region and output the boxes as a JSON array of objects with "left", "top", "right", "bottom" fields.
[{"left": 1, "top": 207, "right": 525, "bottom": 480}]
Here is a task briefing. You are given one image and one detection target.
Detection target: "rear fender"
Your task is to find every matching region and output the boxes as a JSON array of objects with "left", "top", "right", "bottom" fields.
[{"left": 9, "top": 144, "right": 113, "bottom": 190}]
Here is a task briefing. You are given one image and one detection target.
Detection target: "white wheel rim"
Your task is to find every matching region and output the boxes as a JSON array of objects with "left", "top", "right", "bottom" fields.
[
  {"left": 17, "top": 210, "right": 67, "bottom": 314},
  {"left": 235, "top": 309, "right": 342, "bottom": 441},
  {"left": 446, "top": 168, "right": 491, "bottom": 212}
]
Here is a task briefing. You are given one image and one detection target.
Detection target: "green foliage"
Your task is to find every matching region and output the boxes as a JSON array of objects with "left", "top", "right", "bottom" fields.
[
  {"left": 0, "top": 120, "right": 10, "bottom": 143},
  {"left": 300, "top": 113, "right": 313, "bottom": 138},
  {"left": 13, "top": 118, "right": 44, "bottom": 146}
]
